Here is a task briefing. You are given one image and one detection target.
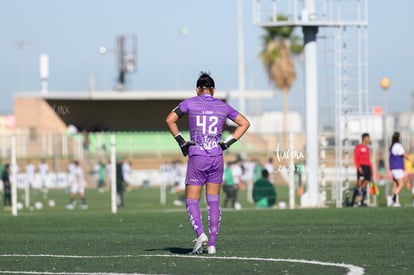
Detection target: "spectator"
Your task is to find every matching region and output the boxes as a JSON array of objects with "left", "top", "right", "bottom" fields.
[
  {"left": 253, "top": 169, "right": 277, "bottom": 208},
  {"left": 122, "top": 158, "right": 131, "bottom": 187},
  {"left": 222, "top": 162, "right": 237, "bottom": 208},
  {"left": 95, "top": 160, "right": 106, "bottom": 192},
  {"left": 1, "top": 163, "right": 11, "bottom": 208},
  {"left": 116, "top": 158, "right": 125, "bottom": 207}
]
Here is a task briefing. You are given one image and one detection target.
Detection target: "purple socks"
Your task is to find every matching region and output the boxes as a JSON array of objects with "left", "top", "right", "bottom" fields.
[
  {"left": 206, "top": 194, "right": 221, "bottom": 247},
  {"left": 186, "top": 195, "right": 222, "bottom": 247},
  {"left": 186, "top": 199, "right": 204, "bottom": 237}
]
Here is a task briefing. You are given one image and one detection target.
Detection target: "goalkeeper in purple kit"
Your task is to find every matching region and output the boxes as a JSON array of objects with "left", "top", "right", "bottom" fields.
[{"left": 166, "top": 72, "right": 250, "bottom": 254}]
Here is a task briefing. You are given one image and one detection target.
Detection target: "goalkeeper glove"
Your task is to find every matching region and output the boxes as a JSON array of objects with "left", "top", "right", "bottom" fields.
[
  {"left": 219, "top": 135, "right": 237, "bottom": 151},
  {"left": 174, "top": 133, "right": 195, "bottom": 156}
]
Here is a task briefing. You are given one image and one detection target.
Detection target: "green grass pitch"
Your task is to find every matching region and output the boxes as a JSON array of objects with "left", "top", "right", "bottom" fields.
[{"left": 0, "top": 186, "right": 413, "bottom": 274}]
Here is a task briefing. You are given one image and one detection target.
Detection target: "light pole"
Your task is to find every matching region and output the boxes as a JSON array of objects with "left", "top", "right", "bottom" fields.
[
  {"left": 16, "top": 40, "right": 30, "bottom": 92},
  {"left": 39, "top": 54, "right": 49, "bottom": 95},
  {"left": 98, "top": 35, "right": 137, "bottom": 91},
  {"left": 98, "top": 46, "right": 113, "bottom": 90},
  {"left": 116, "top": 35, "right": 137, "bottom": 91}
]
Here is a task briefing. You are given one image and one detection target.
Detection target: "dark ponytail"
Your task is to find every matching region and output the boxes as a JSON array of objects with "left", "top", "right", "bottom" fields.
[{"left": 389, "top": 131, "right": 400, "bottom": 152}]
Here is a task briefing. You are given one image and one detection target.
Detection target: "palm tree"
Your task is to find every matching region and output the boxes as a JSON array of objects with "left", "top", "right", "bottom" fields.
[{"left": 260, "top": 15, "right": 303, "bottom": 144}]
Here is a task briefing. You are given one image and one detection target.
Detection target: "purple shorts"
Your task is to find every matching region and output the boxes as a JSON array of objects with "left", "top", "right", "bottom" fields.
[{"left": 186, "top": 155, "right": 224, "bottom": 186}]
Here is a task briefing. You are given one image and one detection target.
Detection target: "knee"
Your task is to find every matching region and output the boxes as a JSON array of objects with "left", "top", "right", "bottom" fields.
[{"left": 206, "top": 194, "right": 220, "bottom": 203}]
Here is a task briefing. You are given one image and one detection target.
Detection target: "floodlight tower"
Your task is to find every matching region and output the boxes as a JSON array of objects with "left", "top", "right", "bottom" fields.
[
  {"left": 253, "top": 0, "right": 368, "bottom": 207},
  {"left": 116, "top": 35, "right": 137, "bottom": 91}
]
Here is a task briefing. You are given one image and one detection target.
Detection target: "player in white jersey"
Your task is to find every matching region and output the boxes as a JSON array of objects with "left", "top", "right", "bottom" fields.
[
  {"left": 173, "top": 160, "right": 187, "bottom": 206},
  {"left": 24, "top": 161, "right": 35, "bottom": 207},
  {"left": 67, "top": 161, "right": 76, "bottom": 192},
  {"left": 66, "top": 161, "right": 88, "bottom": 210},
  {"left": 38, "top": 159, "right": 49, "bottom": 197},
  {"left": 25, "top": 161, "right": 35, "bottom": 189},
  {"left": 122, "top": 160, "right": 131, "bottom": 186}
]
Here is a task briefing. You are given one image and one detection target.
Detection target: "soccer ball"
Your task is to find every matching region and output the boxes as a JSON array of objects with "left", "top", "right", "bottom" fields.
[
  {"left": 234, "top": 202, "right": 242, "bottom": 210},
  {"left": 278, "top": 201, "right": 287, "bottom": 209},
  {"left": 34, "top": 202, "right": 43, "bottom": 210},
  {"left": 48, "top": 200, "right": 56, "bottom": 207},
  {"left": 16, "top": 202, "right": 23, "bottom": 210}
]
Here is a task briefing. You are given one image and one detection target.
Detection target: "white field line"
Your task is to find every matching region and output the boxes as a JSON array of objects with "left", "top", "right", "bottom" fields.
[
  {"left": 142, "top": 254, "right": 364, "bottom": 275},
  {"left": 0, "top": 254, "right": 364, "bottom": 275},
  {"left": 0, "top": 272, "right": 154, "bottom": 275}
]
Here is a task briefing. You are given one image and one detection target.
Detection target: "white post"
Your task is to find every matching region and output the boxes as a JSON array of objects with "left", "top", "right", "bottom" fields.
[
  {"left": 47, "top": 134, "right": 53, "bottom": 157},
  {"left": 11, "top": 136, "right": 18, "bottom": 216},
  {"left": 110, "top": 134, "right": 117, "bottom": 214},
  {"left": 302, "top": 0, "right": 320, "bottom": 207},
  {"left": 62, "top": 134, "right": 68, "bottom": 156},
  {"left": 289, "top": 133, "right": 295, "bottom": 209},
  {"left": 160, "top": 179, "right": 166, "bottom": 205}
]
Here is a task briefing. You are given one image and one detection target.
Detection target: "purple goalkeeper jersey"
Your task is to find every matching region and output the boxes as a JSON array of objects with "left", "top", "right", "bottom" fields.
[{"left": 178, "top": 94, "right": 239, "bottom": 157}]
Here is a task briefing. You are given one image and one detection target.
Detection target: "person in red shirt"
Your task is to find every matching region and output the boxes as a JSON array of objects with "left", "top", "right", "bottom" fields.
[{"left": 351, "top": 133, "right": 372, "bottom": 206}]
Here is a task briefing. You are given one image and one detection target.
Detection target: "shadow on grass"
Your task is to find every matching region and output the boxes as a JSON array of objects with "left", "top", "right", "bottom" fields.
[{"left": 144, "top": 247, "right": 193, "bottom": 254}]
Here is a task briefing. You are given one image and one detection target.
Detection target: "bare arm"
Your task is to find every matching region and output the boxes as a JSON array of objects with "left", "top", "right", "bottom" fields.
[
  {"left": 165, "top": 112, "right": 180, "bottom": 137},
  {"left": 220, "top": 113, "right": 250, "bottom": 151},
  {"left": 232, "top": 113, "right": 250, "bottom": 140},
  {"left": 166, "top": 111, "right": 193, "bottom": 156},
  {"left": 403, "top": 152, "right": 411, "bottom": 161}
]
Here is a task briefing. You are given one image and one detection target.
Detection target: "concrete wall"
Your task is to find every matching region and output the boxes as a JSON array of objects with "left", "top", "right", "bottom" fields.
[{"left": 14, "top": 97, "right": 67, "bottom": 135}]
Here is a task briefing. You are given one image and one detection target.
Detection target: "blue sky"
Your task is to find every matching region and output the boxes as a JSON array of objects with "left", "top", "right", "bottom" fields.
[{"left": 1, "top": 0, "right": 413, "bottom": 120}]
